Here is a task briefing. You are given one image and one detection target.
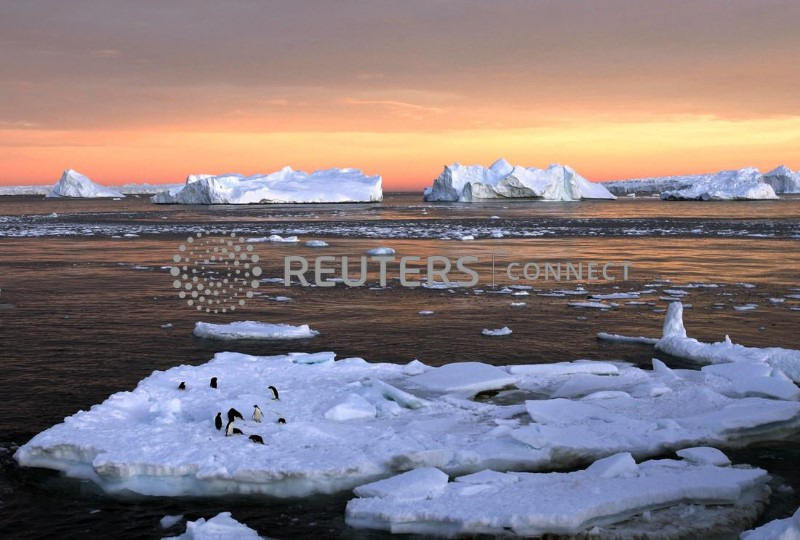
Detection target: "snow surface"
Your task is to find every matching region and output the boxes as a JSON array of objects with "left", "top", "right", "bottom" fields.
[
  {"left": 46, "top": 169, "right": 125, "bottom": 199},
  {"left": 192, "top": 321, "right": 319, "bottom": 341},
  {"left": 163, "top": 512, "right": 261, "bottom": 539},
  {"left": 660, "top": 168, "right": 778, "bottom": 201},
  {"left": 346, "top": 452, "right": 769, "bottom": 537},
  {"left": 422, "top": 158, "right": 616, "bottom": 202},
  {"left": 655, "top": 302, "right": 800, "bottom": 382},
  {"left": 151, "top": 167, "right": 382, "bottom": 204},
  {"left": 741, "top": 507, "right": 800, "bottom": 539},
  {"left": 15, "top": 352, "right": 800, "bottom": 498}
]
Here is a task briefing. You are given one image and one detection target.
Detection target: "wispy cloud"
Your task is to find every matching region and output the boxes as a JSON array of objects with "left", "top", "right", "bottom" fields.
[{"left": 340, "top": 97, "right": 446, "bottom": 119}]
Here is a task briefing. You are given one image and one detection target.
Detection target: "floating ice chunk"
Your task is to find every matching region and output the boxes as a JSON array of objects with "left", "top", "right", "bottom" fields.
[
  {"left": 346, "top": 457, "right": 768, "bottom": 537},
  {"left": 569, "top": 301, "right": 615, "bottom": 309},
  {"left": 510, "top": 302, "right": 527, "bottom": 307},
  {"left": 247, "top": 234, "right": 299, "bottom": 243},
  {"left": 305, "top": 240, "right": 329, "bottom": 247},
  {"left": 734, "top": 304, "right": 759, "bottom": 311},
  {"left": 596, "top": 332, "right": 658, "bottom": 345},
  {"left": 591, "top": 292, "right": 640, "bottom": 300},
  {"left": 366, "top": 247, "right": 395, "bottom": 256},
  {"left": 152, "top": 167, "right": 382, "bottom": 204},
  {"left": 769, "top": 298, "right": 786, "bottom": 305},
  {"left": 160, "top": 514, "right": 184, "bottom": 529},
  {"left": 676, "top": 447, "right": 731, "bottom": 466},
  {"left": 163, "top": 512, "right": 261, "bottom": 539},
  {"left": 193, "top": 321, "right": 319, "bottom": 341},
  {"left": 741, "top": 506, "right": 800, "bottom": 539},
  {"left": 661, "top": 302, "right": 688, "bottom": 339},
  {"left": 418, "top": 310, "right": 434, "bottom": 316},
  {"left": 46, "top": 169, "right": 125, "bottom": 198},
  {"left": 411, "top": 362, "right": 516, "bottom": 394},
  {"left": 585, "top": 452, "right": 637, "bottom": 478},
  {"left": 482, "top": 327, "right": 512, "bottom": 337},
  {"left": 460, "top": 235, "right": 475, "bottom": 241},
  {"left": 352, "top": 467, "right": 448, "bottom": 501},
  {"left": 324, "top": 393, "right": 377, "bottom": 422}
]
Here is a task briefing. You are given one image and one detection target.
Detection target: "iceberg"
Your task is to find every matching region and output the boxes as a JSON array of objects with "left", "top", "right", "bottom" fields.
[
  {"left": 163, "top": 512, "right": 262, "bottom": 539},
  {"left": 192, "top": 321, "right": 319, "bottom": 341},
  {"left": 741, "top": 507, "right": 800, "bottom": 539},
  {"left": 15, "top": 351, "right": 800, "bottom": 498},
  {"left": 660, "top": 168, "right": 778, "bottom": 200},
  {"left": 346, "top": 452, "right": 769, "bottom": 537},
  {"left": 151, "top": 167, "right": 382, "bottom": 204},
  {"left": 422, "top": 158, "right": 616, "bottom": 202},
  {"left": 763, "top": 165, "right": 800, "bottom": 194},
  {"left": 46, "top": 169, "right": 125, "bottom": 199}
]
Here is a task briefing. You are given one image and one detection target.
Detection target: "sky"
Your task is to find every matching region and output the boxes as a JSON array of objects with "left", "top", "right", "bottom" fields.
[{"left": 0, "top": 0, "right": 798, "bottom": 189}]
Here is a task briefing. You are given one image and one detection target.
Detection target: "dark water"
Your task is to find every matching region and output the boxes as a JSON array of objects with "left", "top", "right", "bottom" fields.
[{"left": 1, "top": 193, "right": 799, "bottom": 538}]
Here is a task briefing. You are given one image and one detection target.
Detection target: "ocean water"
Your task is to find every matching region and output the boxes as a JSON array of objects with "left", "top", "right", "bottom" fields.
[{"left": 0, "top": 193, "right": 799, "bottom": 538}]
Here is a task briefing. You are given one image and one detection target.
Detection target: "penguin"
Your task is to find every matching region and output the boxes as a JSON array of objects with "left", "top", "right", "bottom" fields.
[
  {"left": 214, "top": 412, "right": 222, "bottom": 431},
  {"left": 178, "top": 382, "right": 186, "bottom": 390},
  {"left": 210, "top": 377, "right": 218, "bottom": 389},
  {"left": 277, "top": 417, "right": 286, "bottom": 424},
  {"left": 252, "top": 405, "right": 263, "bottom": 423},
  {"left": 248, "top": 435, "right": 264, "bottom": 445},
  {"left": 227, "top": 407, "right": 244, "bottom": 423},
  {"left": 225, "top": 421, "right": 243, "bottom": 436},
  {"left": 268, "top": 385, "right": 280, "bottom": 400}
]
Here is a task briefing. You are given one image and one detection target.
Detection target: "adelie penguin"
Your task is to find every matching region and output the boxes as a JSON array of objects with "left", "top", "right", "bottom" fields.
[
  {"left": 227, "top": 407, "right": 244, "bottom": 423},
  {"left": 252, "top": 405, "right": 263, "bottom": 423},
  {"left": 178, "top": 382, "right": 186, "bottom": 390},
  {"left": 248, "top": 435, "right": 264, "bottom": 445},
  {"left": 225, "top": 421, "right": 243, "bottom": 436},
  {"left": 210, "top": 377, "right": 218, "bottom": 389},
  {"left": 277, "top": 417, "right": 286, "bottom": 424},
  {"left": 268, "top": 385, "right": 280, "bottom": 400},
  {"left": 214, "top": 412, "right": 222, "bottom": 431}
]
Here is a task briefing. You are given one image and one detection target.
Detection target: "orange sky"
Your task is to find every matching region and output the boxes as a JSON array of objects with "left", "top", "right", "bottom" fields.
[{"left": 1, "top": 1, "right": 799, "bottom": 189}]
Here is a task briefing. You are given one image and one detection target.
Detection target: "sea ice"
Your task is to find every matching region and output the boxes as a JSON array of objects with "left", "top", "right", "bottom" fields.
[
  {"left": 46, "top": 169, "right": 125, "bottom": 199},
  {"left": 163, "top": 512, "right": 261, "bottom": 539},
  {"left": 305, "top": 240, "right": 329, "bottom": 247},
  {"left": 247, "top": 234, "right": 299, "bottom": 243},
  {"left": 366, "top": 247, "right": 395, "bottom": 256},
  {"left": 481, "top": 327, "right": 512, "bottom": 337},
  {"left": 346, "top": 452, "right": 769, "bottom": 537},
  {"left": 740, "top": 507, "right": 800, "bottom": 539},
  {"left": 152, "top": 167, "right": 382, "bottom": 204},
  {"left": 192, "top": 321, "right": 319, "bottom": 340},
  {"left": 422, "top": 158, "right": 616, "bottom": 202}
]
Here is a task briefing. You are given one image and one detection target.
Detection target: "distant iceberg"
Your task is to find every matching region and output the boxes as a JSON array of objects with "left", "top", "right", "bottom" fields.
[
  {"left": 422, "top": 159, "right": 616, "bottom": 202},
  {"left": 151, "top": 167, "right": 382, "bottom": 204},
  {"left": 660, "top": 168, "right": 778, "bottom": 201},
  {"left": 46, "top": 169, "right": 125, "bottom": 199},
  {"left": 763, "top": 165, "right": 800, "bottom": 194}
]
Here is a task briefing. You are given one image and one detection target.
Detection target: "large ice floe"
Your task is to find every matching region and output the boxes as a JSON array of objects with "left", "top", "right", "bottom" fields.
[
  {"left": 345, "top": 452, "right": 769, "bottom": 537},
  {"left": 660, "top": 168, "right": 778, "bottom": 200},
  {"left": 654, "top": 302, "right": 800, "bottom": 385},
  {"left": 192, "top": 321, "right": 319, "bottom": 341},
  {"left": 46, "top": 169, "right": 125, "bottom": 198},
  {"left": 15, "top": 346, "right": 800, "bottom": 498},
  {"left": 422, "top": 158, "right": 616, "bottom": 202},
  {"left": 163, "top": 512, "right": 262, "bottom": 539},
  {"left": 151, "top": 167, "right": 382, "bottom": 204}
]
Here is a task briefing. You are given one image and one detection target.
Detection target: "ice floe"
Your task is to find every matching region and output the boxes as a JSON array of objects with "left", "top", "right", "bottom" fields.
[
  {"left": 366, "top": 246, "right": 395, "bottom": 256},
  {"left": 422, "top": 158, "right": 616, "bottom": 202},
  {"left": 46, "top": 169, "right": 124, "bottom": 199},
  {"left": 346, "top": 452, "right": 769, "bottom": 537},
  {"left": 151, "top": 167, "right": 382, "bottom": 204},
  {"left": 163, "top": 512, "right": 261, "bottom": 539},
  {"left": 247, "top": 234, "right": 299, "bottom": 243},
  {"left": 192, "top": 321, "right": 319, "bottom": 340},
  {"left": 304, "top": 240, "right": 329, "bottom": 247},
  {"left": 741, "top": 507, "right": 800, "bottom": 539},
  {"left": 481, "top": 327, "right": 512, "bottom": 337}
]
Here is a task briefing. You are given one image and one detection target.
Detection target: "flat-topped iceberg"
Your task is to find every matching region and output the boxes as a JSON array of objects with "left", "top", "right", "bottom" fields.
[
  {"left": 422, "top": 158, "right": 616, "bottom": 202},
  {"left": 346, "top": 453, "right": 769, "bottom": 537},
  {"left": 46, "top": 169, "right": 125, "bottom": 198},
  {"left": 193, "top": 321, "right": 319, "bottom": 341},
  {"left": 763, "top": 165, "right": 800, "bottom": 194},
  {"left": 660, "top": 168, "right": 778, "bottom": 201},
  {"left": 151, "top": 167, "right": 382, "bottom": 204},
  {"left": 15, "top": 350, "right": 800, "bottom": 498}
]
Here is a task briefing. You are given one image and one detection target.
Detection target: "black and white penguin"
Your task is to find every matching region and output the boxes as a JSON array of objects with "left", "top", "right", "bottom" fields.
[
  {"left": 214, "top": 412, "right": 222, "bottom": 431},
  {"left": 252, "top": 405, "right": 263, "bottom": 423},
  {"left": 227, "top": 407, "right": 243, "bottom": 423},
  {"left": 268, "top": 385, "right": 280, "bottom": 400},
  {"left": 210, "top": 377, "right": 218, "bottom": 389},
  {"left": 277, "top": 417, "right": 286, "bottom": 424},
  {"left": 248, "top": 435, "right": 264, "bottom": 445},
  {"left": 225, "top": 421, "right": 242, "bottom": 436},
  {"left": 178, "top": 382, "right": 186, "bottom": 390}
]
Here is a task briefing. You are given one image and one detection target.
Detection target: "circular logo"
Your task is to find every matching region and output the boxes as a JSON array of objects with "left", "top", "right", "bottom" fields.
[{"left": 170, "top": 232, "right": 262, "bottom": 313}]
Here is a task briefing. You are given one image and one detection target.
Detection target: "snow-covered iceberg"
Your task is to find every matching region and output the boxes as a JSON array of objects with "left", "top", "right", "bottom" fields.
[
  {"left": 151, "top": 167, "right": 382, "bottom": 204},
  {"left": 163, "top": 512, "right": 262, "bottom": 540},
  {"left": 763, "top": 165, "right": 800, "bottom": 194},
  {"left": 346, "top": 453, "right": 769, "bottom": 537},
  {"left": 15, "top": 350, "right": 800, "bottom": 498},
  {"left": 741, "top": 507, "right": 800, "bottom": 539},
  {"left": 659, "top": 168, "right": 778, "bottom": 200},
  {"left": 46, "top": 169, "right": 125, "bottom": 198},
  {"left": 193, "top": 321, "right": 319, "bottom": 341},
  {"left": 422, "top": 159, "right": 616, "bottom": 202}
]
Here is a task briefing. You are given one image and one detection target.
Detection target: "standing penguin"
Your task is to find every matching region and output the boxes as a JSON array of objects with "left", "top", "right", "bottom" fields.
[
  {"left": 210, "top": 377, "right": 218, "bottom": 389},
  {"left": 268, "top": 386, "right": 280, "bottom": 400},
  {"left": 225, "top": 421, "right": 242, "bottom": 436},
  {"left": 214, "top": 412, "right": 222, "bottom": 431},
  {"left": 252, "top": 405, "right": 263, "bottom": 423},
  {"left": 178, "top": 382, "right": 186, "bottom": 390}
]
